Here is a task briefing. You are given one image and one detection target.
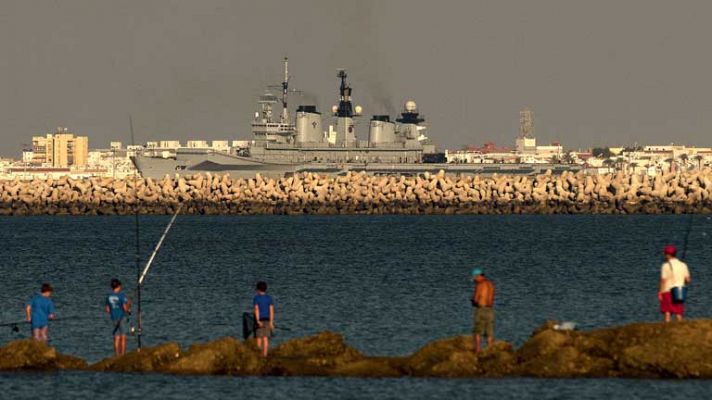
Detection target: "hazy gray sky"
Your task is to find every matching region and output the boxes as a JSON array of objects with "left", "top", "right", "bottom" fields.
[{"left": 2, "top": 0, "right": 711, "bottom": 156}]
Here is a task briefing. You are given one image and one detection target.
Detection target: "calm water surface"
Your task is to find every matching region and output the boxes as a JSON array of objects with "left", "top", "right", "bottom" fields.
[{"left": 1, "top": 215, "right": 711, "bottom": 399}]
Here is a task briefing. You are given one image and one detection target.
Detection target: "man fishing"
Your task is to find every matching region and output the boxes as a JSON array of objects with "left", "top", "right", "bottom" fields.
[
  {"left": 471, "top": 268, "right": 495, "bottom": 353},
  {"left": 25, "top": 283, "right": 57, "bottom": 342},
  {"left": 105, "top": 278, "right": 131, "bottom": 356},
  {"left": 253, "top": 281, "right": 275, "bottom": 357},
  {"left": 658, "top": 245, "right": 691, "bottom": 323}
]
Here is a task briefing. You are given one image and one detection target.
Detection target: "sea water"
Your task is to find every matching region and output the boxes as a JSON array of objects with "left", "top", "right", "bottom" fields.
[{"left": 1, "top": 215, "right": 711, "bottom": 399}]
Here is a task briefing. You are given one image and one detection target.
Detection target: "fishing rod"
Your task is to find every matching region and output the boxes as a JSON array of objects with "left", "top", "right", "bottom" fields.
[
  {"left": 0, "top": 316, "right": 99, "bottom": 333},
  {"left": 128, "top": 116, "right": 183, "bottom": 350},
  {"left": 138, "top": 204, "right": 183, "bottom": 286},
  {"left": 131, "top": 201, "right": 182, "bottom": 346},
  {"left": 129, "top": 115, "right": 143, "bottom": 350}
]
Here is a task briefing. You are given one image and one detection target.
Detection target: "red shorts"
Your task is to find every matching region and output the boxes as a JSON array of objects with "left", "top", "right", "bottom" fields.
[{"left": 660, "top": 291, "right": 685, "bottom": 315}]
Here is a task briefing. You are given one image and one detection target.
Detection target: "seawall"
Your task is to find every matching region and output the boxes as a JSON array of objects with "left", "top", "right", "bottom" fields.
[{"left": 2, "top": 170, "right": 712, "bottom": 215}]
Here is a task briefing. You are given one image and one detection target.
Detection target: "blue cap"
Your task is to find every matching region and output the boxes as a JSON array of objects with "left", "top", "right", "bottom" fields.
[{"left": 470, "top": 268, "right": 483, "bottom": 278}]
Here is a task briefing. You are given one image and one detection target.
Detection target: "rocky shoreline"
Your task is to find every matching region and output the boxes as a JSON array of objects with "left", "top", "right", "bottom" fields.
[
  {"left": 1, "top": 170, "right": 712, "bottom": 215},
  {"left": 2, "top": 320, "right": 712, "bottom": 378}
]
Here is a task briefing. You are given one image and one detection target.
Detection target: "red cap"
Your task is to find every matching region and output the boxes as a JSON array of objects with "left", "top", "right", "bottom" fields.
[{"left": 664, "top": 245, "right": 677, "bottom": 256}]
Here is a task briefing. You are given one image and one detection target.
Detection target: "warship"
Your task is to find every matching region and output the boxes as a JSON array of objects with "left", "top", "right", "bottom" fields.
[{"left": 133, "top": 59, "right": 580, "bottom": 179}]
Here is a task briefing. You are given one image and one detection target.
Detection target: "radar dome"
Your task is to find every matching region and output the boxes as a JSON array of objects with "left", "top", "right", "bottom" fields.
[
  {"left": 354, "top": 105, "right": 363, "bottom": 115},
  {"left": 405, "top": 100, "right": 417, "bottom": 112},
  {"left": 331, "top": 105, "right": 338, "bottom": 114}
]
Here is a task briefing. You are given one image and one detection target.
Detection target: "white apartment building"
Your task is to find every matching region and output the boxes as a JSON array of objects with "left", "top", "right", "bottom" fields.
[{"left": 186, "top": 140, "right": 209, "bottom": 148}]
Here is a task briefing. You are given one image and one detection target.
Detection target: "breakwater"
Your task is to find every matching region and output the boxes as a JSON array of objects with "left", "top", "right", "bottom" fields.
[
  {"left": 2, "top": 170, "right": 712, "bottom": 215},
  {"left": 3, "top": 320, "right": 712, "bottom": 378}
]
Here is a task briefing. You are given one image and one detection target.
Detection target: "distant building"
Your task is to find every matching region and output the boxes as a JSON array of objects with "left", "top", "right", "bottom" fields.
[
  {"left": 231, "top": 140, "right": 250, "bottom": 149},
  {"left": 619, "top": 145, "right": 712, "bottom": 174},
  {"left": 31, "top": 127, "right": 89, "bottom": 168},
  {"left": 534, "top": 143, "right": 564, "bottom": 159},
  {"left": 515, "top": 136, "right": 537, "bottom": 154},
  {"left": 451, "top": 108, "right": 568, "bottom": 164},
  {"left": 186, "top": 140, "right": 209, "bottom": 148},
  {"left": 446, "top": 142, "right": 518, "bottom": 164},
  {"left": 515, "top": 107, "right": 537, "bottom": 154},
  {"left": 110, "top": 141, "right": 123, "bottom": 150},
  {"left": 22, "top": 150, "right": 34, "bottom": 163},
  {"left": 211, "top": 140, "right": 229, "bottom": 152},
  {"left": 158, "top": 140, "right": 181, "bottom": 149}
]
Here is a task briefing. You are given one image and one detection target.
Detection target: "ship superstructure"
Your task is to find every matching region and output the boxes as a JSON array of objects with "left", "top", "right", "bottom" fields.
[
  {"left": 251, "top": 58, "right": 296, "bottom": 144},
  {"left": 247, "top": 60, "right": 432, "bottom": 164}
]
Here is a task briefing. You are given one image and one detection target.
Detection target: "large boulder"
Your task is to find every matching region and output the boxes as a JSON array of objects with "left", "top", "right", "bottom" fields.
[
  {"left": 0, "top": 339, "right": 86, "bottom": 371},
  {"left": 589, "top": 320, "right": 712, "bottom": 378},
  {"left": 404, "top": 336, "right": 515, "bottom": 377},
  {"left": 516, "top": 328, "right": 613, "bottom": 377},
  {"left": 477, "top": 341, "right": 517, "bottom": 376},
  {"left": 90, "top": 342, "right": 181, "bottom": 373},
  {"left": 516, "top": 320, "right": 712, "bottom": 378},
  {"left": 166, "top": 337, "right": 264, "bottom": 375},
  {"left": 266, "top": 332, "right": 363, "bottom": 376},
  {"left": 405, "top": 336, "right": 478, "bottom": 377}
]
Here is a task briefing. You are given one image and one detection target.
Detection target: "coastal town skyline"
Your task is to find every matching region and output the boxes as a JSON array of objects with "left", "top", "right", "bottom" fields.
[{"left": 3, "top": 0, "right": 712, "bottom": 157}]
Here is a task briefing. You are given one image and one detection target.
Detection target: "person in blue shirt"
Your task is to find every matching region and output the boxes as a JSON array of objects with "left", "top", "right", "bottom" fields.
[
  {"left": 253, "top": 281, "right": 275, "bottom": 357},
  {"left": 105, "top": 278, "right": 131, "bottom": 356},
  {"left": 25, "top": 283, "right": 57, "bottom": 342}
]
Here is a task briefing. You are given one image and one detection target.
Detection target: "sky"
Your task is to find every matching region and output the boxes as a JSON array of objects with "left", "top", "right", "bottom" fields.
[{"left": 1, "top": 0, "right": 711, "bottom": 157}]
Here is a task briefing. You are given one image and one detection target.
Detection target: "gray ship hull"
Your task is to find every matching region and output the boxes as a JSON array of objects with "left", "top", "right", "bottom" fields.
[
  {"left": 134, "top": 149, "right": 581, "bottom": 179},
  {"left": 133, "top": 149, "right": 298, "bottom": 179}
]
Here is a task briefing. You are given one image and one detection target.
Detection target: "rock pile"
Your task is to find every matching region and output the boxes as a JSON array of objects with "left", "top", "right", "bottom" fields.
[
  {"left": 3, "top": 321, "right": 712, "bottom": 378},
  {"left": 1, "top": 169, "right": 712, "bottom": 215},
  {"left": 0, "top": 339, "right": 86, "bottom": 371}
]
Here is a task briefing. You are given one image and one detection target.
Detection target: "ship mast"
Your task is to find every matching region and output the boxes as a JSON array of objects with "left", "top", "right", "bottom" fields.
[
  {"left": 335, "top": 70, "right": 354, "bottom": 118},
  {"left": 281, "top": 57, "right": 289, "bottom": 124}
]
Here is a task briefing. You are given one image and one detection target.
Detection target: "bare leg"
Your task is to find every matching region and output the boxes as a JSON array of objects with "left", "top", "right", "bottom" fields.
[
  {"left": 39, "top": 327, "right": 48, "bottom": 342},
  {"left": 664, "top": 312, "right": 671, "bottom": 323},
  {"left": 675, "top": 314, "right": 683, "bottom": 322},
  {"left": 262, "top": 338, "right": 269, "bottom": 357},
  {"left": 119, "top": 336, "right": 127, "bottom": 355},
  {"left": 113, "top": 336, "right": 121, "bottom": 356},
  {"left": 474, "top": 334, "right": 481, "bottom": 353},
  {"left": 487, "top": 336, "right": 494, "bottom": 348}
]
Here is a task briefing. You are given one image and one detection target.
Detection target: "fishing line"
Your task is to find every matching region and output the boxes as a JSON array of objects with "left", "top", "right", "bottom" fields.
[{"left": 681, "top": 214, "right": 694, "bottom": 260}]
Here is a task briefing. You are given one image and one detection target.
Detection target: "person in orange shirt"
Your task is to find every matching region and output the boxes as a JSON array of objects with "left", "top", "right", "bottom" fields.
[{"left": 470, "top": 268, "right": 495, "bottom": 353}]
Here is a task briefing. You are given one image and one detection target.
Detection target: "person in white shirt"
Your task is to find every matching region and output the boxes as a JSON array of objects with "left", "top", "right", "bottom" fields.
[{"left": 658, "top": 245, "right": 691, "bottom": 323}]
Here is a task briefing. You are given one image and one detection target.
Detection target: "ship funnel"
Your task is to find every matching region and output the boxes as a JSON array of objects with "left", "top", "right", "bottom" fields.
[
  {"left": 368, "top": 115, "right": 396, "bottom": 147},
  {"left": 295, "top": 105, "right": 322, "bottom": 144}
]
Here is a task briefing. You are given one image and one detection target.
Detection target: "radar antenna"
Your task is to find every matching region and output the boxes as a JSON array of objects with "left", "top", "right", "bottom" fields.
[{"left": 266, "top": 57, "right": 301, "bottom": 124}]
